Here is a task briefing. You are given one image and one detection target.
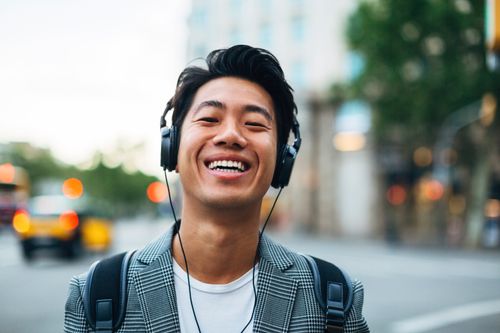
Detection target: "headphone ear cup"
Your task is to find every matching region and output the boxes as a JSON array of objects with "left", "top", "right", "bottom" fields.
[
  {"left": 271, "top": 144, "right": 297, "bottom": 188},
  {"left": 160, "top": 126, "right": 179, "bottom": 171}
]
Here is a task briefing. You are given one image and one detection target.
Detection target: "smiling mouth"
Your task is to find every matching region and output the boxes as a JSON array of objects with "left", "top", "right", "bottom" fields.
[{"left": 207, "top": 160, "right": 248, "bottom": 173}]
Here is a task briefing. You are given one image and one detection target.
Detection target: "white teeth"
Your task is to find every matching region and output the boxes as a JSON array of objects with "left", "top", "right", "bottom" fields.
[{"left": 208, "top": 160, "right": 246, "bottom": 172}]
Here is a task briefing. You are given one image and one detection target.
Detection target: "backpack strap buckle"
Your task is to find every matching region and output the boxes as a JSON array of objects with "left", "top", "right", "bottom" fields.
[
  {"left": 96, "top": 299, "right": 113, "bottom": 332},
  {"left": 325, "top": 281, "right": 345, "bottom": 333}
]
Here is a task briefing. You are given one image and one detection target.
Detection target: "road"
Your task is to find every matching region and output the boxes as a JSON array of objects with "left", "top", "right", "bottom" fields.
[{"left": 1, "top": 220, "right": 499, "bottom": 332}]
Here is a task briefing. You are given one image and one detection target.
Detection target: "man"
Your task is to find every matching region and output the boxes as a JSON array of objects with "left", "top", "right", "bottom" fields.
[{"left": 65, "top": 45, "right": 369, "bottom": 332}]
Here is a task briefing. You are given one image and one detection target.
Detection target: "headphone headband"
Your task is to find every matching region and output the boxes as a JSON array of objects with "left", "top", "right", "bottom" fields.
[{"left": 160, "top": 100, "right": 173, "bottom": 129}]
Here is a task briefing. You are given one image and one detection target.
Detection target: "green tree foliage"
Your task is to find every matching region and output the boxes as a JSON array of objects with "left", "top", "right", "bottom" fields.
[
  {"left": 80, "top": 159, "right": 158, "bottom": 216},
  {"left": 346, "top": 0, "right": 500, "bottom": 142},
  {"left": 3, "top": 143, "right": 158, "bottom": 217},
  {"left": 7, "top": 143, "right": 67, "bottom": 187}
]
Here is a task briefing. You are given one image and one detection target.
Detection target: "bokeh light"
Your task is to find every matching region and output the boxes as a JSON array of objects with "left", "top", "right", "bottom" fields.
[
  {"left": 0, "top": 163, "right": 16, "bottom": 183},
  {"left": 333, "top": 132, "right": 366, "bottom": 152},
  {"left": 485, "top": 199, "right": 500, "bottom": 218},
  {"left": 480, "top": 93, "right": 496, "bottom": 127},
  {"left": 413, "top": 147, "right": 433, "bottom": 167},
  {"left": 386, "top": 185, "right": 407, "bottom": 206},
  {"left": 147, "top": 181, "right": 168, "bottom": 203},
  {"left": 12, "top": 210, "right": 30, "bottom": 234},
  {"left": 423, "top": 179, "right": 445, "bottom": 201},
  {"left": 62, "top": 178, "right": 84, "bottom": 199},
  {"left": 59, "top": 210, "right": 79, "bottom": 231}
]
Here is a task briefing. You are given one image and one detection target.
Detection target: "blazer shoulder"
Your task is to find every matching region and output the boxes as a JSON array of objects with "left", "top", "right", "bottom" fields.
[
  {"left": 345, "top": 279, "right": 370, "bottom": 333},
  {"left": 64, "top": 273, "right": 89, "bottom": 333},
  {"left": 261, "top": 238, "right": 370, "bottom": 332}
]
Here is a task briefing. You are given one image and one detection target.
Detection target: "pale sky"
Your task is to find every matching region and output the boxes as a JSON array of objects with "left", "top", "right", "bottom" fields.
[{"left": 0, "top": 0, "right": 191, "bottom": 177}]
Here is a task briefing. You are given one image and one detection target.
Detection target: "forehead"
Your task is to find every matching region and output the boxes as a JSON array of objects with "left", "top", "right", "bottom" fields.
[{"left": 189, "top": 77, "right": 275, "bottom": 115}]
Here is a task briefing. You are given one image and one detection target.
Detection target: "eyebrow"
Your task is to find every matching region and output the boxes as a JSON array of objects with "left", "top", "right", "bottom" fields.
[
  {"left": 195, "top": 100, "right": 224, "bottom": 112},
  {"left": 194, "top": 99, "right": 273, "bottom": 121}
]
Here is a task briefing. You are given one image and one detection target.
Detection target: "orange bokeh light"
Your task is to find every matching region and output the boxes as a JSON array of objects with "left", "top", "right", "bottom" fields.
[
  {"left": 13, "top": 210, "right": 31, "bottom": 234},
  {"left": 423, "top": 179, "right": 444, "bottom": 201},
  {"left": 60, "top": 210, "right": 79, "bottom": 230},
  {"left": 386, "top": 185, "right": 407, "bottom": 206},
  {"left": 147, "top": 181, "right": 168, "bottom": 203},
  {"left": 0, "top": 163, "right": 16, "bottom": 184},
  {"left": 62, "top": 178, "right": 84, "bottom": 199}
]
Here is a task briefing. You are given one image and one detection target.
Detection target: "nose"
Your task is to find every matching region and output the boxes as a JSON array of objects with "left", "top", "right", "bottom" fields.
[{"left": 212, "top": 120, "right": 247, "bottom": 149}]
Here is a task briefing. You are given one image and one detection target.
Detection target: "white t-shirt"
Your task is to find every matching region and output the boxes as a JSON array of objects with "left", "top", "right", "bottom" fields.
[{"left": 173, "top": 259, "right": 257, "bottom": 333}]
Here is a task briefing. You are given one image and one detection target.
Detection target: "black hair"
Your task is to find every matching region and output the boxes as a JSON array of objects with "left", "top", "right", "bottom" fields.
[{"left": 170, "top": 44, "right": 297, "bottom": 147}]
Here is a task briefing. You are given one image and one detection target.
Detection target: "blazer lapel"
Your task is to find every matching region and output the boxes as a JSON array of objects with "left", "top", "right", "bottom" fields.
[
  {"left": 253, "top": 236, "right": 299, "bottom": 333},
  {"left": 132, "top": 226, "right": 180, "bottom": 333},
  {"left": 130, "top": 227, "right": 301, "bottom": 333}
]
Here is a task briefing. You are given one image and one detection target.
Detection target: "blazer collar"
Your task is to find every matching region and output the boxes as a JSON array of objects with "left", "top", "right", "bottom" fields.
[
  {"left": 258, "top": 233, "right": 295, "bottom": 271},
  {"left": 135, "top": 224, "right": 176, "bottom": 265},
  {"left": 135, "top": 223, "right": 295, "bottom": 268},
  {"left": 133, "top": 224, "right": 299, "bottom": 333}
]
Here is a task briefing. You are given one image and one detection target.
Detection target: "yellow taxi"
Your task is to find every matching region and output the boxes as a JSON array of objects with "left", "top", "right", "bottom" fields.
[{"left": 12, "top": 195, "right": 113, "bottom": 260}]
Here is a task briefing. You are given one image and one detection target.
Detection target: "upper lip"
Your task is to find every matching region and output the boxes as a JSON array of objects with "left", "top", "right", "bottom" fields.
[{"left": 204, "top": 154, "right": 251, "bottom": 170}]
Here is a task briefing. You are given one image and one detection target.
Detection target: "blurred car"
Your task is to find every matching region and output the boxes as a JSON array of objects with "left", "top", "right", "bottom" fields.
[
  {"left": 12, "top": 195, "right": 113, "bottom": 260},
  {"left": 0, "top": 164, "right": 29, "bottom": 227},
  {"left": 0, "top": 186, "right": 18, "bottom": 226}
]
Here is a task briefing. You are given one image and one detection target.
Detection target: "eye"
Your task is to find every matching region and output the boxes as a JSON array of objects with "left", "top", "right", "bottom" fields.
[
  {"left": 198, "top": 117, "right": 218, "bottom": 123},
  {"left": 246, "top": 121, "right": 266, "bottom": 127},
  {"left": 245, "top": 122, "right": 269, "bottom": 129}
]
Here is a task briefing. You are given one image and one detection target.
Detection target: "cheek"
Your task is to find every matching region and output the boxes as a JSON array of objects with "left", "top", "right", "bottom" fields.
[
  {"left": 176, "top": 136, "right": 188, "bottom": 165},
  {"left": 258, "top": 137, "right": 278, "bottom": 172},
  {"left": 177, "top": 131, "right": 199, "bottom": 168}
]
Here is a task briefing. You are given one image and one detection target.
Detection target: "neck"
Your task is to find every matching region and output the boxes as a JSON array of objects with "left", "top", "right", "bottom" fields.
[{"left": 172, "top": 199, "right": 262, "bottom": 284}]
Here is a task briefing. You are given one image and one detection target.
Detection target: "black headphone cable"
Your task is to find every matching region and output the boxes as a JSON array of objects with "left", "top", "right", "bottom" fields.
[
  {"left": 164, "top": 170, "right": 202, "bottom": 332},
  {"left": 163, "top": 170, "right": 283, "bottom": 333}
]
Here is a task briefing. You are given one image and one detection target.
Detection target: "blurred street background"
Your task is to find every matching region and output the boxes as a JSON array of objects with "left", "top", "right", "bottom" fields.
[
  {"left": 1, "top": 220, "right": 500, "bottom": 333},
  {"left": 1, "top": 0, "right": 500, "bottom": 332}
]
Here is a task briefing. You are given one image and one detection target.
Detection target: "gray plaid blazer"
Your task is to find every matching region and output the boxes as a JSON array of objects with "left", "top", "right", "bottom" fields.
[{"left": 65, "top": 225, "right": 369, "bottom": 332}]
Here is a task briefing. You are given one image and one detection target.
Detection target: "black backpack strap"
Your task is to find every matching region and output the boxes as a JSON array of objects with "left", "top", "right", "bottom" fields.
[
  {"left": 301, "top": 254, "right": 353, "bottom": 333},
  {"left": 83, "top": 250, "right": 136, "bottom": 332}
]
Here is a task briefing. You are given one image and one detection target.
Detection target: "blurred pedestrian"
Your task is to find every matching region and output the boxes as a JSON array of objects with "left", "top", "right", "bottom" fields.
[{"left": 64, "top": 45, "right": 369, "bottom": 332}]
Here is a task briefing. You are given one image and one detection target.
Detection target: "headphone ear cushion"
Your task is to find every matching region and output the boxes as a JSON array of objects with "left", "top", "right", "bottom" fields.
[
  {"left": 170, "top": 126, "right": 179, "bottom": 170},
  {"left": 272, "top": 144, "right": 297, "bottom": 188},
  {"left": 160, "top": 127, "right": 172, "bottom": 171},
  {"left": 160, "top": 126, "right": 179, "bottom": 171}
]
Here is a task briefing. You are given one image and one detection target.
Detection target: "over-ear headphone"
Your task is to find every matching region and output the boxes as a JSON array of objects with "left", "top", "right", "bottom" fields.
[
  {"left": 160, "top": 102, "right": 301, "bottom": 188},
  {"left": 271, "top": 116, "right": 301, "bottom": 188},
  {"left": 160, "top": 100, "right": 179, "bottom": 172}
]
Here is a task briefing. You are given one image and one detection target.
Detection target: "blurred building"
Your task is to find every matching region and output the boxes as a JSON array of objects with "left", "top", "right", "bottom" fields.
[
  {"left": 187, "top": 0, "right": 356, "bottom": 92},
  {"left": 186, "top": 0, "right": 377, "bottom": 237}
]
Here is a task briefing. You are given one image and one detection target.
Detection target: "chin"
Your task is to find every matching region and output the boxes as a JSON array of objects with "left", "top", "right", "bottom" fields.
[{"left": 202, "top": 191, "right": 262, "bottom": 210}]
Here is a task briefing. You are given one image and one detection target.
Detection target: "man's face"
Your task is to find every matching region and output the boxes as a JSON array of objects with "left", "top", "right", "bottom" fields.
[{"left": 177, "top": 77, "right": 277, "bottom": 210}]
